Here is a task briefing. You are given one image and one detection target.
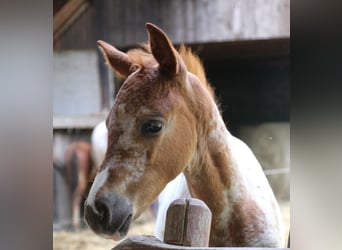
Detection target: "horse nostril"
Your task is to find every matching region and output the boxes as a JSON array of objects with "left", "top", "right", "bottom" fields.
[
  {"left": 95, "top": 199, "right": 110, "bottom": 221},
  {"left": 85, "top": 195, "right": 133, "bottom": 238}
]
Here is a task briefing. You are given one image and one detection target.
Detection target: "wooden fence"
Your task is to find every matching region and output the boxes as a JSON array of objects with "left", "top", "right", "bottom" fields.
[{"left": 112, "top": 198, "right": 290, "bottom": 250}]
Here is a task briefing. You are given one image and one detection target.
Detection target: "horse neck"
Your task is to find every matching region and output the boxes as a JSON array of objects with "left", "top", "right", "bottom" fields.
[
  {"left": 183, "top": 89, "right": 247, "bottom": 217},
  {"left": 181, "top": 78, "right": 282, "bottom": 246}
]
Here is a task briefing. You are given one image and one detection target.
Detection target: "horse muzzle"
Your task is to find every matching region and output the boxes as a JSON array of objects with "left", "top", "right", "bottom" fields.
[{"left": 84, "top": 194, "right": 133, "bottom": 240}]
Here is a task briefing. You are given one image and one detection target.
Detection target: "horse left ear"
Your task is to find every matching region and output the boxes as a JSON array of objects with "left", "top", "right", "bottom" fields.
[
  {"left": 146, "top": 23, "right": 179, "bottom": 75},
  {"left": 97, "top": 40, "right": 132, "bottom": 78}
]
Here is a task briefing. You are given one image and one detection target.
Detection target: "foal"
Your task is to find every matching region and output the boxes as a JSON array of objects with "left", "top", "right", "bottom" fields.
[{"left": 84, "top": 23, "right": 284, "bottom": 247}]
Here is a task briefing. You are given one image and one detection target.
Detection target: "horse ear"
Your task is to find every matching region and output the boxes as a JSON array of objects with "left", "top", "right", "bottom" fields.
[
  {"left": 97, "top": 40, "right": 132, "bottom": 78},
  {"left": 145, "top": 23, "right": 178, "bottom": 75}
]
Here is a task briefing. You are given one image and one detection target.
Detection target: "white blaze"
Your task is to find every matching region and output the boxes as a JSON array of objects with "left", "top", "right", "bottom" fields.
[{"left": 85, "top": 167, "right": 109, "bottom": 214}]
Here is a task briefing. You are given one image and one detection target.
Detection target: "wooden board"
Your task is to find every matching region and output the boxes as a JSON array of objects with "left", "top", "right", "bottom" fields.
[
  {"left": 53, "top": 0, "right": 90, "bottom": 40},
  {"left": 111, "top": 235, "right": 290, "bottom": 250},
  {"left": 53, "top": 114, "right": 107, "bottom": 129}
]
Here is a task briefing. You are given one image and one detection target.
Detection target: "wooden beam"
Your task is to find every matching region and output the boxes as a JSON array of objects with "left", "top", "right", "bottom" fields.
[
  {"left": 53, "top": 114, "right": 107, "bottom": 129},
  {"left": 53, "top": 0, "right": 90, "bottom": 41},
  {"left": 111, "top": 235, "right": 290, "bottom": 250}
]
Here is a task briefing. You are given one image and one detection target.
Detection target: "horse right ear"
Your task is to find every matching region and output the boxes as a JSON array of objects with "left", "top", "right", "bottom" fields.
[
  {"left": 97, "top": 40, "right": 132, "bottom": 78},
  {"left": 146, "top": 23, "right": 179, "bottom": 76}
]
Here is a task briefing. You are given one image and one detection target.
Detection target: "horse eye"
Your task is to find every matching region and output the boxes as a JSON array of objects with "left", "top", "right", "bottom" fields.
[{"left": 141, "top": 120, "right": 163, "bottom": 136}]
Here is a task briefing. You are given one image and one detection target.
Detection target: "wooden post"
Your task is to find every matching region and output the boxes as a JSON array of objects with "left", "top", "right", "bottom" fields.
[
  {"left": 111, "top": 197, "right": 290, "bottom": 250},
  {"left": 164, "top": 198, "right": 212, "bottom": 247}
]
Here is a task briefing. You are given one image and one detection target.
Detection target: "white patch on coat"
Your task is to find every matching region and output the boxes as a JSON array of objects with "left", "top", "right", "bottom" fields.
[
  {"left": 85, "top": 167, "right": 109, "bottom": 214},
  {"left": 110, "top": 113, "right": 147, "bottom": 195},
  {"left": 114, "top": 148, "right": 147, "bottom": 196},
  {"left": 101, "top": 111, "right": 148, "bottom": 204},
  {"left": 155, "top": 173, "right": 191, "bottom": 240},
  {"left": 206, "top": 103, "right": 284, "bottom": 246},
  {"left": 86, "top": 112, "right": 147, "bottom": 213},
  {"left": 91, "top": 121, "right": 107, "bottom": 169},
  {"left": 228, "top": 135, "right": 284, "bottom": 246}
]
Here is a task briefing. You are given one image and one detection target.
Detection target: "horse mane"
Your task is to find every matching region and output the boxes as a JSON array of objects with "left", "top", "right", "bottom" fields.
[
  {"left": 177, "top": 44, "right": 214, "bottom": 97},
  {"left": 127, "top": 43, "right": 215, "bottom": 99}
]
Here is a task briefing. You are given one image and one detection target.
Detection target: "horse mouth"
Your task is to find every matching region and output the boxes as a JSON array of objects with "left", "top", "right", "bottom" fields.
[
  {"left": 111, "top": 213, "right": 132, "bottom": 240},
  {"left": 84, "top": 195, "right": 133, "bottom": 241}
]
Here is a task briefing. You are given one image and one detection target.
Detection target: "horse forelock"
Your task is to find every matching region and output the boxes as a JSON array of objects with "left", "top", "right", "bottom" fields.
[{"left": 127, "top": 43, "right": 156, "bottom": 72}]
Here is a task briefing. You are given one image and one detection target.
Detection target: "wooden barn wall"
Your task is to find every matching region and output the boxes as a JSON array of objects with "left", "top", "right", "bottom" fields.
[
  {"left": 57, "top": 4, "right": 96, "bottom": 50},
  {"left": 55, "top": 0, "right": 289, "bottom": 116},
  {"left": 96, "top": 0, "right": 289, "bottom": 47},
  {"left": 53, "top": 50, "right": 101, "bottom": 115},
  {"left": 54, "top": 0, "right": 289, "bottom": 125},
  {"left": 57, "top": 0, "right": 289, "bottom": 49}
]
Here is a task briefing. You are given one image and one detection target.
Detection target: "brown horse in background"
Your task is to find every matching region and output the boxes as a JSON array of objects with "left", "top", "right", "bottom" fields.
[{"left": 65, "top": 141, "right": 96, "bottom": 229}]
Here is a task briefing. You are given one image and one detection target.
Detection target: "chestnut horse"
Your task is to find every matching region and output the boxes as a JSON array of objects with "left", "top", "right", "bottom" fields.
[
  {"left": 63, "top": 123, "right": 110, "bottom": 229},
  {"left": 84, "top": 23, "right": 284, "bottom": 247},
  {"left": 64, "top": 141, "right": 96, "bottom": 229}
]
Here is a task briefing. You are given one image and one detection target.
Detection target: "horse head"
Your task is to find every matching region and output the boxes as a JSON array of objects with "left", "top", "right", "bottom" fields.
[{"left": 84, "top": 23, "right": 204, "bottom": 240}]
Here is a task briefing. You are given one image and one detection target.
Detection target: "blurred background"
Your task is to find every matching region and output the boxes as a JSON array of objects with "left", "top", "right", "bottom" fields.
[{"left": 53, "top": 0, "right": 290, "bottom": 249}]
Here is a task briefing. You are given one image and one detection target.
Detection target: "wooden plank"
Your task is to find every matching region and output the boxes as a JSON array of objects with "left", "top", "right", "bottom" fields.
[
  {"left": 57, "top": 5, "right": 96, "bottom": 50},
  {"left": 111, "top": 235, "right": 289, "bottom": 250},
  {"left": 53, "top": 0, "right": 90, "bottom": 40},
  {"left": 97, "top": 0, "right": 289, "bottom": 48},
  {"left": 53, "top": 114, "right": 107, "bottom": 129},
  {"left": 53, "top": 50, "right": 103, "bottom": 116}
]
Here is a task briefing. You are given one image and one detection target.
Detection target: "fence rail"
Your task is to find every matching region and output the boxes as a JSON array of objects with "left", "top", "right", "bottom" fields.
[
  {"left": 111, "top": 235, "right": 289, "bottom": 250},
  {"left": 112, "top": 198, "right": 290, "bottom": 250}
]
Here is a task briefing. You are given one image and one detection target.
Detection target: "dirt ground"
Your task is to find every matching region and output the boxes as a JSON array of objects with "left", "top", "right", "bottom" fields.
[{"left": 53, "top": 201, "right": 290, "bottom": 250}]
